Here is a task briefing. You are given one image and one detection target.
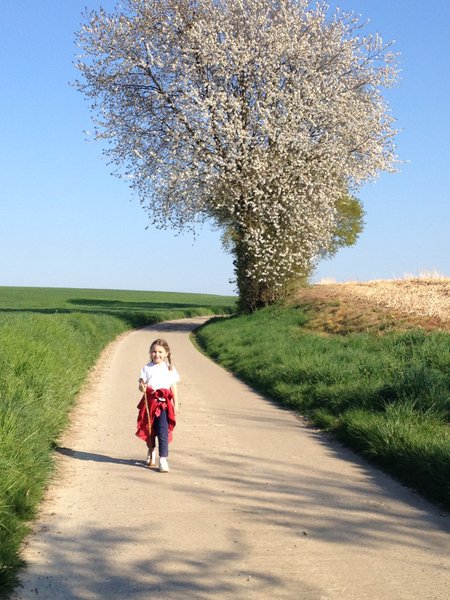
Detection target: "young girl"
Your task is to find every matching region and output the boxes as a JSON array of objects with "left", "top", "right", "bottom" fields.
[{"left": 135, "top": 338, "right": 180, "bottom": 473}]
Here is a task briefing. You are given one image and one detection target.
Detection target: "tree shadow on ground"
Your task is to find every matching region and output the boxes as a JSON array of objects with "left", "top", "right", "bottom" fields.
[
  {"left": 69, "top": 298, "right": 221, "bottom": 310},
  {"left": 16, "top": 523, "right": 322, "bottom": 599}
]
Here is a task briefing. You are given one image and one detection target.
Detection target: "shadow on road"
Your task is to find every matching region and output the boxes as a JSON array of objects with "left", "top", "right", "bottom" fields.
[
  {"left": 17, "top": 523, "right": 322, "bottom": 599},
  {"left": 55, "top": 447, "right": 147, "bottom": 469},
  {"left": 143, "top": 318, "right": 210, "bottom": 333},
  {"left": 25, "top": 435, "right": 449, "bottom": 599}
]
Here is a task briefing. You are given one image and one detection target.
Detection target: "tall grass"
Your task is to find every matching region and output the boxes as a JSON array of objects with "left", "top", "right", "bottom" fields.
[
  {"left": 0, "top": 287, "right": 236, "bottom": 596},
  {"left": 0, "top": 312, "right": 128, "bottom": 594},
  {"left": 195, "top": 306, "right": 450, "bottom": 509}
]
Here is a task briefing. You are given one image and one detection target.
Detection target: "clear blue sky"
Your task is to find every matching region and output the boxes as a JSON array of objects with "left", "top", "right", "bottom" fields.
[{"left": 1, "top": 1, "right": 449, "bottom": 296}]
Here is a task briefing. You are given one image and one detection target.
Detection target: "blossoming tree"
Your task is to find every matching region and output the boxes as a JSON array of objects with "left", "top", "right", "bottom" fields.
[{"left": 76, "top": 0, "right": 398, "bottom": 311}]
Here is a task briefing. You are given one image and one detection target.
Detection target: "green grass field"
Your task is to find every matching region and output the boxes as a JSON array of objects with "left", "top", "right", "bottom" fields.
[
  {"left": 195, "top": 306, "right": 450, "bottom": 510},
  {"left": 0, "top": 286, "right": 235, "bottom": 326},
  {"left": 0, "top": 286, "right": 236, "bottom": 596}
]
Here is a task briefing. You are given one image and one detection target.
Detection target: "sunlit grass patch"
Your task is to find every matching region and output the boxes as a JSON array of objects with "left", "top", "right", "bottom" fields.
[{"left": 339, "top": 404, "right": 450, "bottom": 505}]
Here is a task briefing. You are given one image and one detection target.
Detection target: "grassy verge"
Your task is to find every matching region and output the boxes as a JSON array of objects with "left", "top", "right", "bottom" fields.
[
  {"left": 0, "top": 287, "right": 236, "bottom": 596},
  {"left": 195, "top": 305, "right": 450, "bottom": 510},
  {"left": 0, "top": 312, "right": 128, "bottom": 595}
]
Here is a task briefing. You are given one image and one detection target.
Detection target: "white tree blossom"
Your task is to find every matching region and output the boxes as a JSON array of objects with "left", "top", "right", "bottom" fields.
[{"left": 76, "top": 0, "right": 398, "bottom": 310}]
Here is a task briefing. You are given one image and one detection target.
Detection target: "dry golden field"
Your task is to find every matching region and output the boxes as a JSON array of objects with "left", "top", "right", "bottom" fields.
[
  {"left": 338, "top": 275, "right": 450, "bottom": 323},
  {"left": 297, "top": 274, "right": 450, "bottom": 334}
]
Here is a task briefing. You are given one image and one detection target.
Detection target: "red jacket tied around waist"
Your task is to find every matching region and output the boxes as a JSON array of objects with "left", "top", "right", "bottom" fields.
[{"left": 136, "top": 387, "right": 176, "bottom": 447}]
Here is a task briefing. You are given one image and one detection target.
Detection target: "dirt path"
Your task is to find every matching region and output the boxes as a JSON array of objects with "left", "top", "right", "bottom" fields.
[{"left": 15, "top": 318, "right": 449, "bottom": 600}]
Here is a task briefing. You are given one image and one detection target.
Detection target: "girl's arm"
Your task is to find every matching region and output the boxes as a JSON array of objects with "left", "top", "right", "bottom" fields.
[
  {"left": 171, "top": 383, "right": 179, "bottom": 414},
  {"left": 138, "top": 378, "right": 147, "bottom": 393}
]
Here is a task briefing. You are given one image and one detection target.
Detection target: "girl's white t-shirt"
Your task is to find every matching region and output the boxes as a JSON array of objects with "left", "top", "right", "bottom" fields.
[{"left": 139, "top": 361, "right": 180, "bottom": 390}]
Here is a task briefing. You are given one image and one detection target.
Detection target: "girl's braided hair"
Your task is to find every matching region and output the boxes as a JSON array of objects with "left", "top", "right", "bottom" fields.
[{"left": 150, "top": 338, "right": 173, "bottom": 370}]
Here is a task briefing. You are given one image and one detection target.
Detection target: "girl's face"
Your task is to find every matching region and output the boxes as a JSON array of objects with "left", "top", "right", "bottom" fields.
[{"left": 150, "top": 344, "right": 168, "bottom": 364}]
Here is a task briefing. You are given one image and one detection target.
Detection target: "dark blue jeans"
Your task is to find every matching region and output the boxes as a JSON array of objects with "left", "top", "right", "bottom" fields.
[{"left": 154, "top": 409, "right": 169, "bottom": 458}]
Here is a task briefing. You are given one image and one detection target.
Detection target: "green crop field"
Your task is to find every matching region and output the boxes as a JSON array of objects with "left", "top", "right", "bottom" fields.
[
  {"left": 0, "top": 286, "right": 236, "bottom": 325},
  {"left": 0, "top": 286, "right": 236, "bottom": 595}
]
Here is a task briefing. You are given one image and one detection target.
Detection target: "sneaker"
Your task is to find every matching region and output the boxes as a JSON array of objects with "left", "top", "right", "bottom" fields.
[
  {"left": 159, "top": 457, "right": 170, "bottom": 473},
  {"left": 146, "top": 448, "right": 157, "bottom": 467}
]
